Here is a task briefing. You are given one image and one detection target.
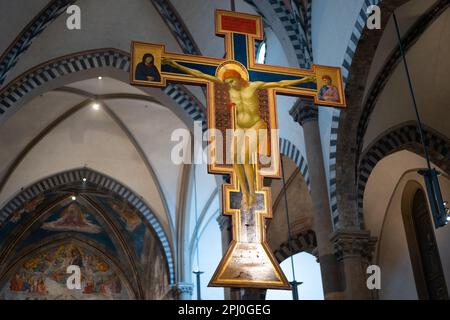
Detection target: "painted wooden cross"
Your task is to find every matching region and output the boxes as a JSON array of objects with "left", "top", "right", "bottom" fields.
[{"left": 131, "top": 10, "right": 345, "bottom": 289}]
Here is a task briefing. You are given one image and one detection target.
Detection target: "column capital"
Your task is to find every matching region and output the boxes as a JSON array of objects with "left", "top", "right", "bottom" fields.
[
  {"left": 171, "top": 282, "right": 194, "bottom": 296},
  {"left": 330, "top": 230, "right": 377, "bottom": 262},
  {"left": 289, "top": 98, "right": 318, "bottom": 126}
]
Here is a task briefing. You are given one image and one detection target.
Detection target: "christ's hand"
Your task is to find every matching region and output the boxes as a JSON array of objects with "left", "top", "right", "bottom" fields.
[
  {"left": 162, "top": 57, "right": 177, "bottom": 68},
  {"left": 302, "top": 75, "right": 316, "bottom": 83}
]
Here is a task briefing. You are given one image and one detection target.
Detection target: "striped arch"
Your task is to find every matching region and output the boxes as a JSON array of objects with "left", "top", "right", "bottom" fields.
[
  {"left": 305, "top": 0, "right": 313, "bottom": 60},
  {"left": 356, "top": 124, "right": 450, "bottom": 228},
  {"left": 328, "top": 0, "right": 380, "bottom": 226},
  {"left": 246, "top": 0, "right": 312, "bottom": 69},
  {"left": 0, "top": 48, "right": 207, "bottom": 130},
  {"left": 0, "top": 0, "right": 75, "bottom": 85},
  {"left": 151, "top": 0, "right": 201, "bottom": 56},
  {"left": 268, "top": 0, "right": 312, "bottom": 68},
  {"left": 273, "top": 229, "right": 316, "bottom": 262},
  {"left": 0, "top": 167, "right": 175, "bottom": 284},
  {"left": 279, "top": 137, "right": 310, "bottom": 188}
]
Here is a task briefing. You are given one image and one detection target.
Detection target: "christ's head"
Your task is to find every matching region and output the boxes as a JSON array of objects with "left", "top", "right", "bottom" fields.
[{"left": 223, "top": 69, "right": 246, "bottom": 89}]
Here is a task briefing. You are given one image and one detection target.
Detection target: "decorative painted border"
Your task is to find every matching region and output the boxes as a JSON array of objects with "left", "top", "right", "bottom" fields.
[
  {"left": 0, "top": 167, "right": 175, "bottom": 284},
  {"left": 357, "top": 124, "right": 450, "bottom": 228}
]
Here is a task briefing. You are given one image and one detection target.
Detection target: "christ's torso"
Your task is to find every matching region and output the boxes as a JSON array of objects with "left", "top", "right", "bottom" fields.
[{"left": 229, "top": 83, "right": 261, "bottom": 128}]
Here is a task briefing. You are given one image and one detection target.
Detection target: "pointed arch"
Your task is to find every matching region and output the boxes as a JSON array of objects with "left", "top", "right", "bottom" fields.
[{"left": 0, "top": 168, "right": 175, "bottom": 284}]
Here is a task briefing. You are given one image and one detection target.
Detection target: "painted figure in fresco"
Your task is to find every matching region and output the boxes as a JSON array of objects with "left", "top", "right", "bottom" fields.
[
  {"left": 3, "top": 244, "right": 127, "bottom": 299},
  {"left": 69, "top": 247, "right": 83, "bottom": 267},
  {"left": 110, "top": 202, "right": 141, "bottom": 231},
  {"left": 318, "top": 75, "right": 340, "bottom": 102},
  {"left": 83, "top": 277, "right": 94, "bottom": 294},
  {"left": 36, "top": 277, "right": 47, "bottom": 295},
  {"left": 135, "top": 53, "right": 161, "bottom": 82},
  {"left": 162, "top": 57, "right": 315, "bottom": 209},
  {"left": 42, "top": 203, "right": 101, "bottom": 233},
  {"left": 10, "top": 273, "right": 23, "bottom": 292}
]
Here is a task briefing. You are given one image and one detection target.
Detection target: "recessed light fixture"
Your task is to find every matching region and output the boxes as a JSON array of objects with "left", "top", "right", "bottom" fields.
[
  {"left": 92, "top": 102, "right": 100, "bottom": 110},
  {"left": 98, "top": 76, "right": 102, "bottom": 80},
  {"left": 71, "top": 196, "right": 77, "bottom": 201}
]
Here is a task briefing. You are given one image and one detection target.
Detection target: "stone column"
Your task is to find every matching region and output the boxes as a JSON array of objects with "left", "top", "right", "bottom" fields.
[
  {"left": 217, "top": 215, "right": 266, "bottom": 300},
  {"left": 331, "top": 230, "right": 377, "bottom": 299},
  {"left": 289, "top": 98, "right": 343, "bottom": 299}
]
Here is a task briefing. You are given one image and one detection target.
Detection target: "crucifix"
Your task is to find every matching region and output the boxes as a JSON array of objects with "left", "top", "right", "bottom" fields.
[{"left": 131, "top": 10, "right": 345, "bottom": 289}]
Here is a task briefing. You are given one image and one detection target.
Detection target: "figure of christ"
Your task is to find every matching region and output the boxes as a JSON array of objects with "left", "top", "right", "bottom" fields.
[{"left": 162, "top": 58, "right": 315, "bottom": 209}]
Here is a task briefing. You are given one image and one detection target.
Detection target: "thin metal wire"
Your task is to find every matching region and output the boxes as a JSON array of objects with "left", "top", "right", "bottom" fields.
[
  {"left": 280, "top": 156, "right": 297, "bottom": 284},
  {"left": 192, "top": 164, "right": 204, "bottom": 300},
  {"left": 392, "top": 12, "right": 432, "bottom": 171},
  {"left": 193, "top": 166, "right": 201, "bottom": 272}
]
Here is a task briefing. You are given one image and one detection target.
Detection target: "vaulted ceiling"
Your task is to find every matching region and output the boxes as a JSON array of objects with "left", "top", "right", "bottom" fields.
[{"left": 0, "top": 0, "right": 314, "bottom": 290}]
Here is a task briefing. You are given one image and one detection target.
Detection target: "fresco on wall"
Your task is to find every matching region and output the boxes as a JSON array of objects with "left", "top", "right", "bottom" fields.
[
  {"left": 109, "top": 201, "right": 142, "bottom": 232},
  {"left": 42, "top": 203, "right": 101, "bottom": 234},
  {"left": 0, "top": 194, "right": 50, "bottom": 249},
  {"left": 0, "top": 243, "right": 131, "bottom": 300},
  {"left": 14, "top": 201, "right": 117, "bottom": 255},
  {"left": 103, "top": 198, "right": 146, "bottom": 257}
]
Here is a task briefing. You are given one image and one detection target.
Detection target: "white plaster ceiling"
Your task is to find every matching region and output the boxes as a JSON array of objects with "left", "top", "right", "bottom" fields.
[
  {"left": 67, "top": 77, "right": 145, "bottom": 96},
  {"left": 363, "top": 0, "right": 439, "bottom": 100},
  {"left": 0, "top": 91, "right": 85, "bottom": 184}
]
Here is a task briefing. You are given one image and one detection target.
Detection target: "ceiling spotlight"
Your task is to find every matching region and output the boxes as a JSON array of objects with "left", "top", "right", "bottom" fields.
[
  {"left": 98, "top": 76, "right": 102, "bottom": 80},
  {"left": 71, "top": 195, "right": 77, "bottom": 201},
  {"left": 82, "top": 177, "right": 87, "bottom": 182},
  {"left": 92, "top": 102, "right": 100, "bottom": 110}
]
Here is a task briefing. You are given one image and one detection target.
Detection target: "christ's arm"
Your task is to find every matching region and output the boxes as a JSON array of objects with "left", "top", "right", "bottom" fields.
[
  {"left": 255, "top": 75, "right": 316, "bottom": 89},
  {"left": 162, "top": 57, "right": 223, "bottom": 84}
]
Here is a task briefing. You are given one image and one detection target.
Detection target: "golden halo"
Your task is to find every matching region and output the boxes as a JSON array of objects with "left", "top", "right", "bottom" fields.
[{"left": 216, "top": 60, "right": 249, "bottom": 81}]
